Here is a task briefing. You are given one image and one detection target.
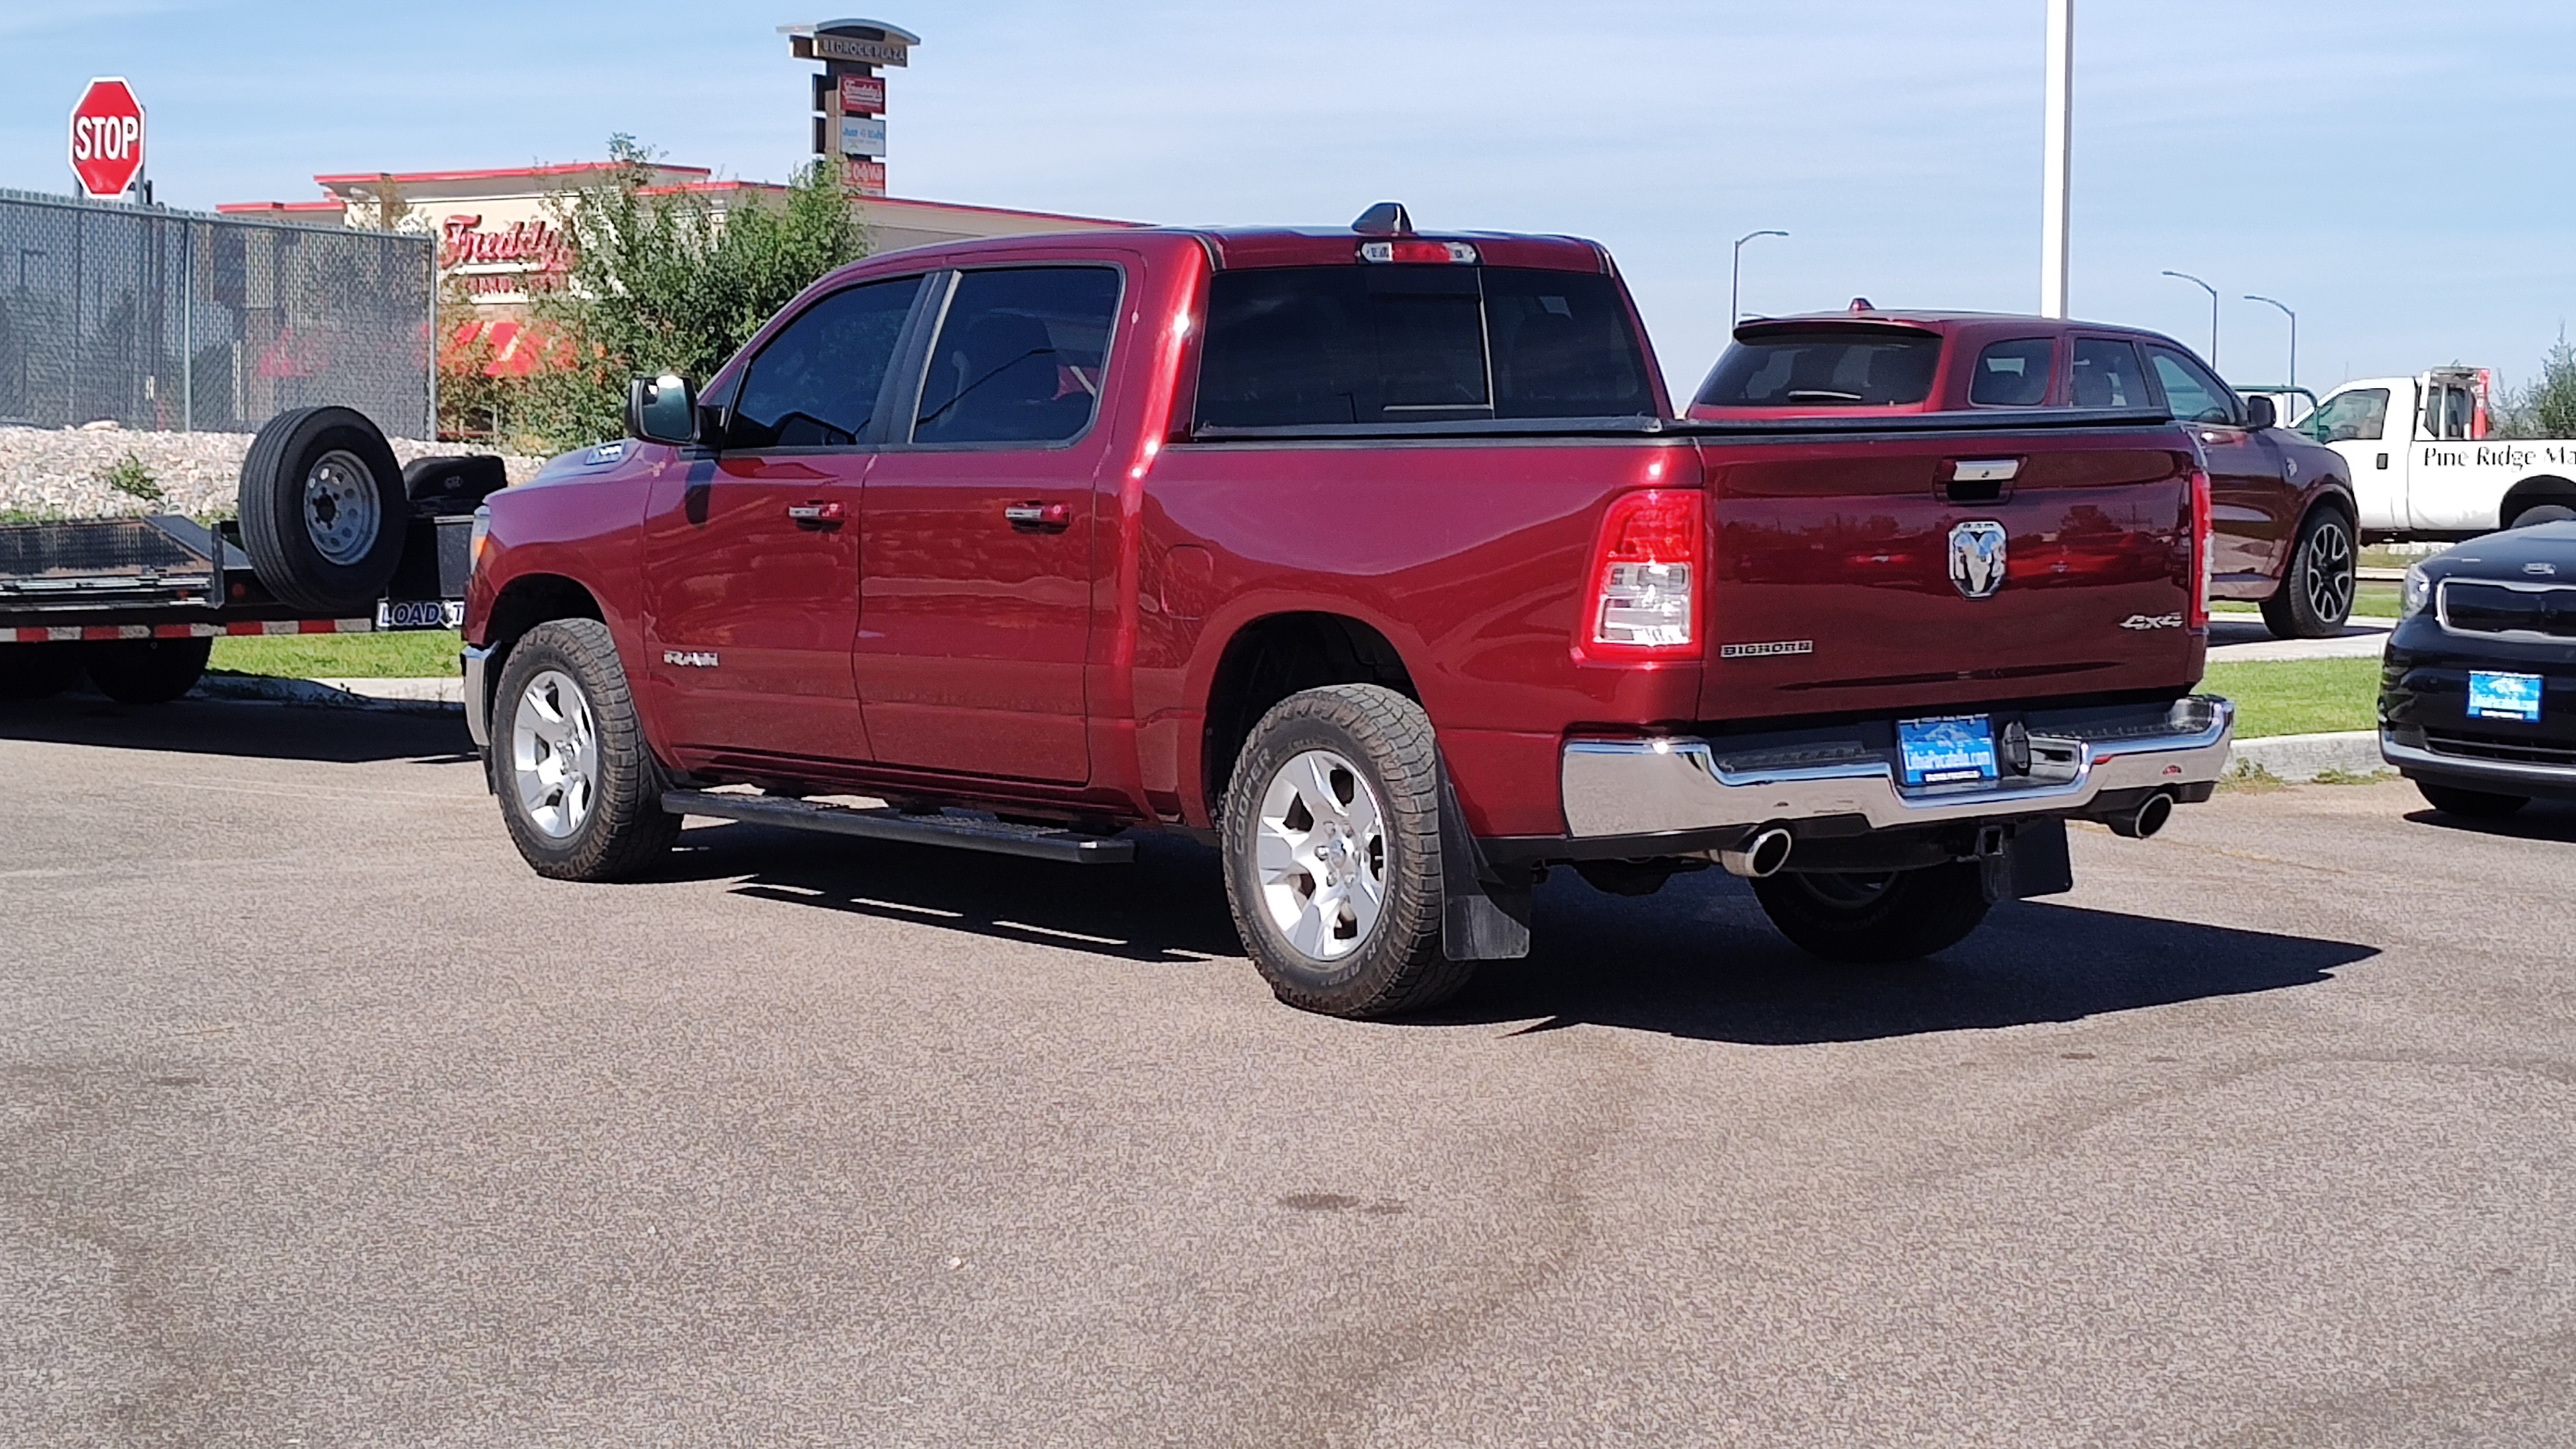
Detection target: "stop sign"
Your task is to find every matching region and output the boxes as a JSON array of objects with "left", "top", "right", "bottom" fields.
[{"left": 69, "top": 78, "right": 146, "bottom": 199}]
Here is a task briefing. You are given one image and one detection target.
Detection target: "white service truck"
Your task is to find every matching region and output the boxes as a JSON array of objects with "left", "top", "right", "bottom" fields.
[{"left": 2294, "top": 367, "right": 2576, "bottom": 538}]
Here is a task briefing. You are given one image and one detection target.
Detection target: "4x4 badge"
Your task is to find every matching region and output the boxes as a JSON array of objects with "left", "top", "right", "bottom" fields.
[{"left": 1948, "top": 520, "right": 2008, "bottom": 599}]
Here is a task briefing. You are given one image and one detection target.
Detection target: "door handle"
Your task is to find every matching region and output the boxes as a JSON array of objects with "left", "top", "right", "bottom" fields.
[
  {"left": 786, "top": 501, "right": 845, "bottom": 528},
  {"left": 1004, "top": 501, "right": 1072, "bottom": 532}
]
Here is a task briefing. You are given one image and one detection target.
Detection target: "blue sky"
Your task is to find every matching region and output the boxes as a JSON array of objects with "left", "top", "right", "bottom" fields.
[{"left": 5, "top": 0, "right": 2573, "bottom": 401}]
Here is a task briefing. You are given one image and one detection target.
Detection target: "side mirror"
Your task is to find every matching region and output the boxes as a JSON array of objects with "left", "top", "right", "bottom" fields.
[
  {"left": 2241, "top": 394, "right": 2277, "bottom": 431},
  {"left": 626, "top": 373, "right": 700, "bottom": 447}
]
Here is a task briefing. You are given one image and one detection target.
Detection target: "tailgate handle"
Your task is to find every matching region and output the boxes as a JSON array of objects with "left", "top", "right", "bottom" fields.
[{"left": 1948, "top": 457, "right": 2021, "bottom": 504}]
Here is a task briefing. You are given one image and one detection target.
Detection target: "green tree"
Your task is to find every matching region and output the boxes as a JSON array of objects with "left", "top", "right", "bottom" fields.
[
  {"left": 519, "top": 136, "right": 869, "bottom": 452},
  {"left": 2491, "top": 332, "right": 2576, "bottom": 440}
]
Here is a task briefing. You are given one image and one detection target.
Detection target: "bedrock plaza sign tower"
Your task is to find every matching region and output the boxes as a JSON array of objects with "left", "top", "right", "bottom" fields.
[{"left": 782, "top": 18, "right": 919, "bottom": 197}]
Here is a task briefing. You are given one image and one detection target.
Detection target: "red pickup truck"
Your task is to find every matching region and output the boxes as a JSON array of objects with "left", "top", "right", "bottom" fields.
[{"left": 461, "top": 206, "right": 2235, "bottom": 1018}]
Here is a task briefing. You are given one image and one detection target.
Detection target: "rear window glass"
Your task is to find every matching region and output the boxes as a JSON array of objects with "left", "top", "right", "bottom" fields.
[
  {"left": 1970, "top": 337, "right": 2053, "bottom": 406},
  {"left": 1694, "top": 331, "right": 1941, "bottom": 408},
  {"left": 1193, "top": 265, "right": 1650, "bottom": 428},
  {"left": 914, "top": 266, "right": 1121, "bottom": 445}
]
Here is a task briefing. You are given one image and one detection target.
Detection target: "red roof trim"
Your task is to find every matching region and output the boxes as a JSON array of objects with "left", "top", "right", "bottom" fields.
[{"left": 312, "top": 162, "right": 713, "bottom": 186}]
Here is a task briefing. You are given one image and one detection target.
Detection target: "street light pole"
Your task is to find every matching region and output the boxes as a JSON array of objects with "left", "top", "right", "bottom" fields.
[
  {"left": 2041, "top": 0, "right": 2074, "bottom": 318},
  {"left": 2244, "top": 294, "right": 2295, "bottom": 392},
  {"left": 1732, "top": 229, "right": 1787, "bottom": 330},
  {"left": 2162, "top": 269, "right": 2219, "bottom": 369}
]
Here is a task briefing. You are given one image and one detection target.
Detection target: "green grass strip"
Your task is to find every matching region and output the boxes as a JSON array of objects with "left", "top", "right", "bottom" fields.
[
  {"left": 209, "top": 630, "right": 461, "bottom": 680},
  {"left": 2201, "top": 657, "right": 2382, "bottom": 740}
]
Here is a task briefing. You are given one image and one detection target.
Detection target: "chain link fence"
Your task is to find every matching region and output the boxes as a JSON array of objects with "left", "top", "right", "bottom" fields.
[{"left": 0, "top": 188, "right": 433, "bottom": 440}]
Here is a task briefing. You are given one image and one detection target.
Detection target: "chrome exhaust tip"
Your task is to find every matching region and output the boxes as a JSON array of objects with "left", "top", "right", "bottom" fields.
[
  {"left": 2109, "top": 792, "right": 2174, "bottom": 840},
  {"left": 1719, "top": 826, "right": 1795, "bottom": 879}
]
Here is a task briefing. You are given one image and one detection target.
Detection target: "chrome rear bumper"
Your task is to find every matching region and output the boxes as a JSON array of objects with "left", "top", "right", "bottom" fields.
[{"left": 1561, "top": 696, "right": 2234, "bottom": 837}]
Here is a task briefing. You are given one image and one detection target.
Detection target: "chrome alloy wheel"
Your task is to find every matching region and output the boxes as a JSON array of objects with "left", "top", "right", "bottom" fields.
[
  {"left": 511, "top": 669, "right": 598, "bottom": 840},
  {"left": 2303, "top": 516, "right": 2355, "bottom": 623},
  {"left": 301, "top": 448, "right": 380, "bottom": 566},
  {"left": 1255, "top": 748, "right": 1389, "bottom": 962}
]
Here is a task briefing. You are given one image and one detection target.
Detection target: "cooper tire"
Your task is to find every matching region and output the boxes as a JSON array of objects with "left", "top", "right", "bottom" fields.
[
  {"left": 84, "top": 636, "right": 211, "bottom": 705},
  {"left": 2416, "top": 780, "right": 2528, "bottom": 818},
  {"left": 1219, "top": 683, "right": 1470, "bottom": 1018},
  {"left": 491, "top": 618, "right": 679, "bottom": 881},
  {"left": 237, "top": 406, "right": 407, "bottom": 615},
  {"left": 1750, "top": 861, "right": 1994, "bottom": 964},
  {"left": 0, "top": 643, "right": 85, "bottom": 701},
  {"left": 2258, "top": 504, "right": 2357, "bottom": 640}
]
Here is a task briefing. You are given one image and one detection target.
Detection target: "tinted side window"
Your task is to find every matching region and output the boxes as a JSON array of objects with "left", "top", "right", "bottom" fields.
[
  {"left": 2070, "top": 338, "right": 2148, "bottom": 409},
  {"left": 1192, "top": 265, "right": 1653, "bottom": 428},
  {"left": 2145, "top": 346, "right": 2238, "bottom": 425},
  {"left": 1970, "top": 337, "right": 2053, "bottom": 406},
  {"left": 913, "top": 266, "right": 1122, "bottom": 446},
  {"left": 1695, "top": 332, "right": 1941, "bottom": 407},
  {"left": 2299, "top": 388, "right": 2389, "bottom": 443},
  {"left": 730, "top": 276, "right": 921, "bottom": 448},
  {"left": 1484, "top": 270, "right": 1651, "bottom": 418}
]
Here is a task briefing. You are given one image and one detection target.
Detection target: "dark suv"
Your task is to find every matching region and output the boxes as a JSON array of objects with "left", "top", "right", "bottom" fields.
[{"left": 1687, "top": 309, "right": 2358, "bottom": 640}]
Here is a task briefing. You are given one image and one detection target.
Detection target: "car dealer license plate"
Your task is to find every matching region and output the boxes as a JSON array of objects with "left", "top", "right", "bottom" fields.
[
  {"left": 1897, "top": 714, "right": 1999, "bottom": 787},
  {"left": 2468, "top": 670, "right": 2543, "bottom": 724}
]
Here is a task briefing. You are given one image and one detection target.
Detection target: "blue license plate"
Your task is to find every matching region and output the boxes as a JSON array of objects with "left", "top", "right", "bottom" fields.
[
  {"left": 2468, "top": 670, "right": 2543, "bottom": 723},
  {"left": 1897, "top": 714, "right": 1998, "bottom": 787}
]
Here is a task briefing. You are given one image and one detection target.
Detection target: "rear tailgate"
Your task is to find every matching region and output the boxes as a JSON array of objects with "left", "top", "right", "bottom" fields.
[{"left": 1692, "top": 419, "right": 2201, "bottom": 723}]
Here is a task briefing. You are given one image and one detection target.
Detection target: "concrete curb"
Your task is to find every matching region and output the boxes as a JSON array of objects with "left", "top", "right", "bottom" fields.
[
  {"left": 2228, "top": 730, "right": 2386, "bottom": 783},
  {"left": 194, "top": 673, "right": 462, "bottom": 716}
]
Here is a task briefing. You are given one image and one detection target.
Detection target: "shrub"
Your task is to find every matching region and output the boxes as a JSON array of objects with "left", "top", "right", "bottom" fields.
[
  {"left": 2491, "top": 333, "right": 2576, "bottom": 440},
  {"left": 99, "top": 451, "right": 164, "bottom": 505},
  {"left": 515, "top": 136, "right": 870, "bottom": 453}
]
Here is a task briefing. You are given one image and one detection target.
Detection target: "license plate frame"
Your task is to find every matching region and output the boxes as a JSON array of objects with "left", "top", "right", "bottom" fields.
[
  {"left": 2468, "top": 670, "right": 2543, "bottom": 724},
  {"left": 1897, "top": 713, "right": 1999, "bottom": 787}
]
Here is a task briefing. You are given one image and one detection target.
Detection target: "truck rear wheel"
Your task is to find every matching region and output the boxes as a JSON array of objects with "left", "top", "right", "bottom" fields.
[
  {"left": 0, "top": 643, "right": 85, "bottom": 701},
  {"left": 492, "top": 619, "right": 679, "bottom": 881},
  {"left": 2507, "top": 501, "right": 2576, "bottom": 530},
  {"left": 2259, "top": 506, "right": 2356, "bottom": 640},
  {"left": 1220, "top": 684, "right": 1470, "bottom": 1018},
  {"left": 1751, "top": 861, "right": 1993, "bottom": 963},
  {"left": 237, "top": 406, "right": 408, "bottom": 616},
  {"left": 84, "top": 636, "right": 211, "bottom": 705}
]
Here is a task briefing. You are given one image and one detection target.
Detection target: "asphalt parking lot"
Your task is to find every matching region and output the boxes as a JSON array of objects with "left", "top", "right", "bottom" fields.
[{"left": 4, "top": 697, "right": 2572, "bottom": 1448}]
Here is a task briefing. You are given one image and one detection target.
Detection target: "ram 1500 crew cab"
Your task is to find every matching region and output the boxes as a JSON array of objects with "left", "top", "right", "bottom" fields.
[{"left": 461, "top": 207, "right": 2235, "bottom": 1018}]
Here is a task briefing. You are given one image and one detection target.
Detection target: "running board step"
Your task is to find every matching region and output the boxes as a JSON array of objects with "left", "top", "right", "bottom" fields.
[{"left": 661, "top": 789, "right": 1136, "bottom": 865}]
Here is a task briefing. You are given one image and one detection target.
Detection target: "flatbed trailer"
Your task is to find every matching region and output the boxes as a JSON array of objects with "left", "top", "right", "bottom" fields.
[{"left": 0, "top": 408, "right": 497, "bottom": 704}]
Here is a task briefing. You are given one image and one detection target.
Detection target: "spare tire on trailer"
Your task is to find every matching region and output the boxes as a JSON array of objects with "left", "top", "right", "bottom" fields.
[{"left": 237, "top": 406, "right": 407, "bottom": 615}]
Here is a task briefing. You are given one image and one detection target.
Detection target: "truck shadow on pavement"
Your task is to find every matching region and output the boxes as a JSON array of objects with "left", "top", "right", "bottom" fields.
[
  {"left": 1435, "top": 870, "right": 2382, "bottom": 1044},
  {"left": 674, "top": 820, "right": 2377, "bottom": 1044},
  {"left": 0, "top": 694, "right": 475, "bottom": 766}
]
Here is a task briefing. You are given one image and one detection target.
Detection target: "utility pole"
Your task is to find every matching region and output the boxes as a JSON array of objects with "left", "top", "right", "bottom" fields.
[
  {"left": 2245, "top": 294, "right": 2295, "bottom": 391},
  {"left": 1732, "top": 229, "right": 1787, "bottom": 328},
  {"left": 2040, "top": 0, "right": 2073, "bottom": 318},
  {"left": 2162, "top": 269, "right": 2219, "bottom": 369}
]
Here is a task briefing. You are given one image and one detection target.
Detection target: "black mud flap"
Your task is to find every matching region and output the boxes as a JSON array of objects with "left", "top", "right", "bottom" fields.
[
  {"left": 2006, "top": 818, "right": 2075, "bottom": 900},
  {"left": 1437, "top": 764, "right": 1531, "bottom": 961}
]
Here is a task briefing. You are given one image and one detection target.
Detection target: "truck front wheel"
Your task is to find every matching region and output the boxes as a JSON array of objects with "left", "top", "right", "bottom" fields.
[
  {"left": 1750, "top": 862, "right": 1992, "bottom": 963},
  {"left": 1220, "top": 684, "right": 1470, "bottom": 1018},
  {"left": 2259, "top": 506, "right": 2357, "bottom": 640},
  {"left": 491, "top": 619, "right": 679, "bottom": 881}
]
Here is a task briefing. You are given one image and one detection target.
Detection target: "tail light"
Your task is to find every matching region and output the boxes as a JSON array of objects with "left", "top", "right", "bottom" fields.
[
  {"left": 1357, "top": 240, "right": 1478, "bottom": 264},
  {"left": 2187, "top": 467, "right": 2211, "bottom": 629},
  {"left": 1583, "top": 489, "right": 1702, "bottom": 657}
]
